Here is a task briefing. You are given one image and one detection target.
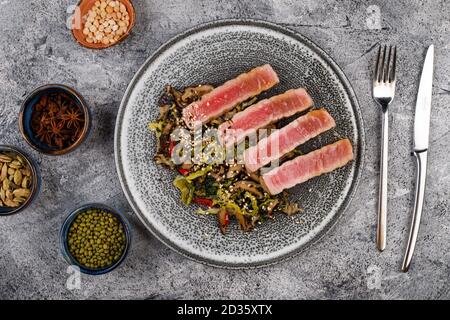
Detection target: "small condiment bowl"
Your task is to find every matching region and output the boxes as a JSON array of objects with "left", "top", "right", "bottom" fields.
[
  {"left": 0, "top": 145, "right": 41, "bottom": 216},
  {"left": 71, "top": 0, "right": 136, "bottom": 50},
  {"left": 19, "top": 84, "right": 91, "bottom": 156},
  {"left": 60, "top": 203, "right": 131, "bottom": 275}
]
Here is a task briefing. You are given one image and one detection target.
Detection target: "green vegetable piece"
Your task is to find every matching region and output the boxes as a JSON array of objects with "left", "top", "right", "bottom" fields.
[
  {"left": 204, "top": 175, "right": 218, "bottom": 197},
  {"left": 185, "top": 165, "right": 212, "bottom": 181},
  {"left": 224, "top": 200, "right": 241, "bottom": 216},
  {"left": 148, "top": 121, "right": 163, "bottom": 133},
  {"left": 173, "top": 176, "right": 194, "bottom": 205},
  {"left": 243, "top": 192, "right": 259, "bottom": 216}
]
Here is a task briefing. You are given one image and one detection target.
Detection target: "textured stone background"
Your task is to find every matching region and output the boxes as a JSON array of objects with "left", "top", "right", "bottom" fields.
[{"left": 0, "top": 0, "right": 449, "bottom": 300}]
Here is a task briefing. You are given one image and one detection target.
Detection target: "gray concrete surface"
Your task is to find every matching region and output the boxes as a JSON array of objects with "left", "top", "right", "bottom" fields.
[{"left": 0, "top": 0, "right": 449, "bottom": 300}]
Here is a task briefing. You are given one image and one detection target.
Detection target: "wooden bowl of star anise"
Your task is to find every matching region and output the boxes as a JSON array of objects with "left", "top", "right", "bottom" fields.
[{"left": 19, "top": 84, "right": 91, "bottom": 155}]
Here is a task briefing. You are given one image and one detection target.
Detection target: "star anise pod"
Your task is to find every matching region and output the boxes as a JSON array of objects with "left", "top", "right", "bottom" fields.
[{"left": 61, "top": 107, "right": 84, "bottom": 129}]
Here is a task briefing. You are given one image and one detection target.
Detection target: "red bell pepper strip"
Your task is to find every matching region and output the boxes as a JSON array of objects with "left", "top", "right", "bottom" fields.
[
  {"left": 193, "top": 197, "right": 213, "bottom": 207},
  {"left": 168, "top": 140, "right": 176, "bottom": 157},
  {"left": 178, "top": 168, "right": 190, "bottom": 176}
]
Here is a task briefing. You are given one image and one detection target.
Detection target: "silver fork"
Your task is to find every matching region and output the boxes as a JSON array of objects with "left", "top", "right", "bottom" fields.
[{"left": 373, "top": 45, "right": 397, "bottom": 252}]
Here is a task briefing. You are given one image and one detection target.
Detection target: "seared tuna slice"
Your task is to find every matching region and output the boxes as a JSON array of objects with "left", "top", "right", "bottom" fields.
[
  {"left": 182, "top": 64, "right": 279, "bottom": 129},
  {"left": 244, "top": 109, "right": 336, "bottom": 172},
  {"left": 219, "top": 88, "right": 313, "bottom": 147},
  {"left": 261, "top": 139, "right": 354, "bottom": 195}
]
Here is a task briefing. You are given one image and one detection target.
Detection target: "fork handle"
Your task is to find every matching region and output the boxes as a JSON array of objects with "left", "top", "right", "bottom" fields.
[
  {"left": 377, "top": 110, "right": 389, "bottom": 252},
  {"left": 402, "top": 150, "right": 428, "bottom": 272}
]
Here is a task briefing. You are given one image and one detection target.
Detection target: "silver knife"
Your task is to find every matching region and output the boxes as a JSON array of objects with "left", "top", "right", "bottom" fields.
[{"left": 402, "top": 44, "right": 434, "bottom": 272}]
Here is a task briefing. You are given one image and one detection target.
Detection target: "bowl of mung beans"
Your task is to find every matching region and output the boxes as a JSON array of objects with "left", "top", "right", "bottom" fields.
[{"left": 60, "top": 203, "right": 131, "bottom": 275}]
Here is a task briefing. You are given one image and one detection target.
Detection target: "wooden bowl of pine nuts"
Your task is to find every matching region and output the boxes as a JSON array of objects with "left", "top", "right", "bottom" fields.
[{"left": 71, "top": 0, "right": 136, "bottom": 49}]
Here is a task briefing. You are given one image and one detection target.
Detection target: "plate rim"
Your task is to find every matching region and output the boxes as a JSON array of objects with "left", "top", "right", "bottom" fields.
[{"left": 114, "top": 18, "right": 366, "bottom": 269}]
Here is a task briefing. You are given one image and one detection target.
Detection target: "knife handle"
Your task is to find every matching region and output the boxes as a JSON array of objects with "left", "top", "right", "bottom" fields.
[
  {"left": 377, "top": 110, "right": 389, "bottom": 252},
  {"left": 402, "top": 150, "right": 428, "bottom": 272}
]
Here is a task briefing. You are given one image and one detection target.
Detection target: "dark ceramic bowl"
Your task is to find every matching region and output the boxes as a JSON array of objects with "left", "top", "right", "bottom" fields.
[
  {"left": 0, "top": 145, "right": 41, "bottom": 215},
  {"left": 19, "top": 84, "right": 91, "bottom": 155},
  {"left": 60, "top": 203, "right": 131, "bottom": 275}
]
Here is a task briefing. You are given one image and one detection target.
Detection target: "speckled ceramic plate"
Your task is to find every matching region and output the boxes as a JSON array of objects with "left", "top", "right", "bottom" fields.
[{"left": 115, "top": 19, "right": 365, "bottom": 268}]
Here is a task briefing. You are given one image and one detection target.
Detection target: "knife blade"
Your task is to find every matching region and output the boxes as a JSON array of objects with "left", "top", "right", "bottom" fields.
[
  {"left": 402, "top": 44, "right": 434, "bottom": 272},
  {"left": 413, "top": 45, "right": 434, "bottom": 152}
]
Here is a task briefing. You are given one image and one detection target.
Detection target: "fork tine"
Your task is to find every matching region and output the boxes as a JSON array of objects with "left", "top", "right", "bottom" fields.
[
  {"left": 379, "top": 45, "right": 388, "bottom": 82},
  {"left": 375, "top": 45, "right": 385, "bottom": 82},
  {"left": 374, "top": 45, "right": 381, "bottom": 82},
  {"left": 383, "top": 46, "right": 392, "bottom": 83},
  {"left": 377, "top": 45, "right": 386, "bottom": 82},
  {"left": 389, "top": 46, "right": 397, "bottom": 83}
]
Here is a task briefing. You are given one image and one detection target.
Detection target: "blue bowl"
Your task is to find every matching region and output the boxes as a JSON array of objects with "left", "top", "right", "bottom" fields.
[
  {"left": 60, "top": 203, "right": 131, "bottom": 275},
  {"left": 0, "top": 145, "right": 41, "bottom": 216},
  {"left": 19, "top": 84, "right": 91, "bottom": 155}
]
